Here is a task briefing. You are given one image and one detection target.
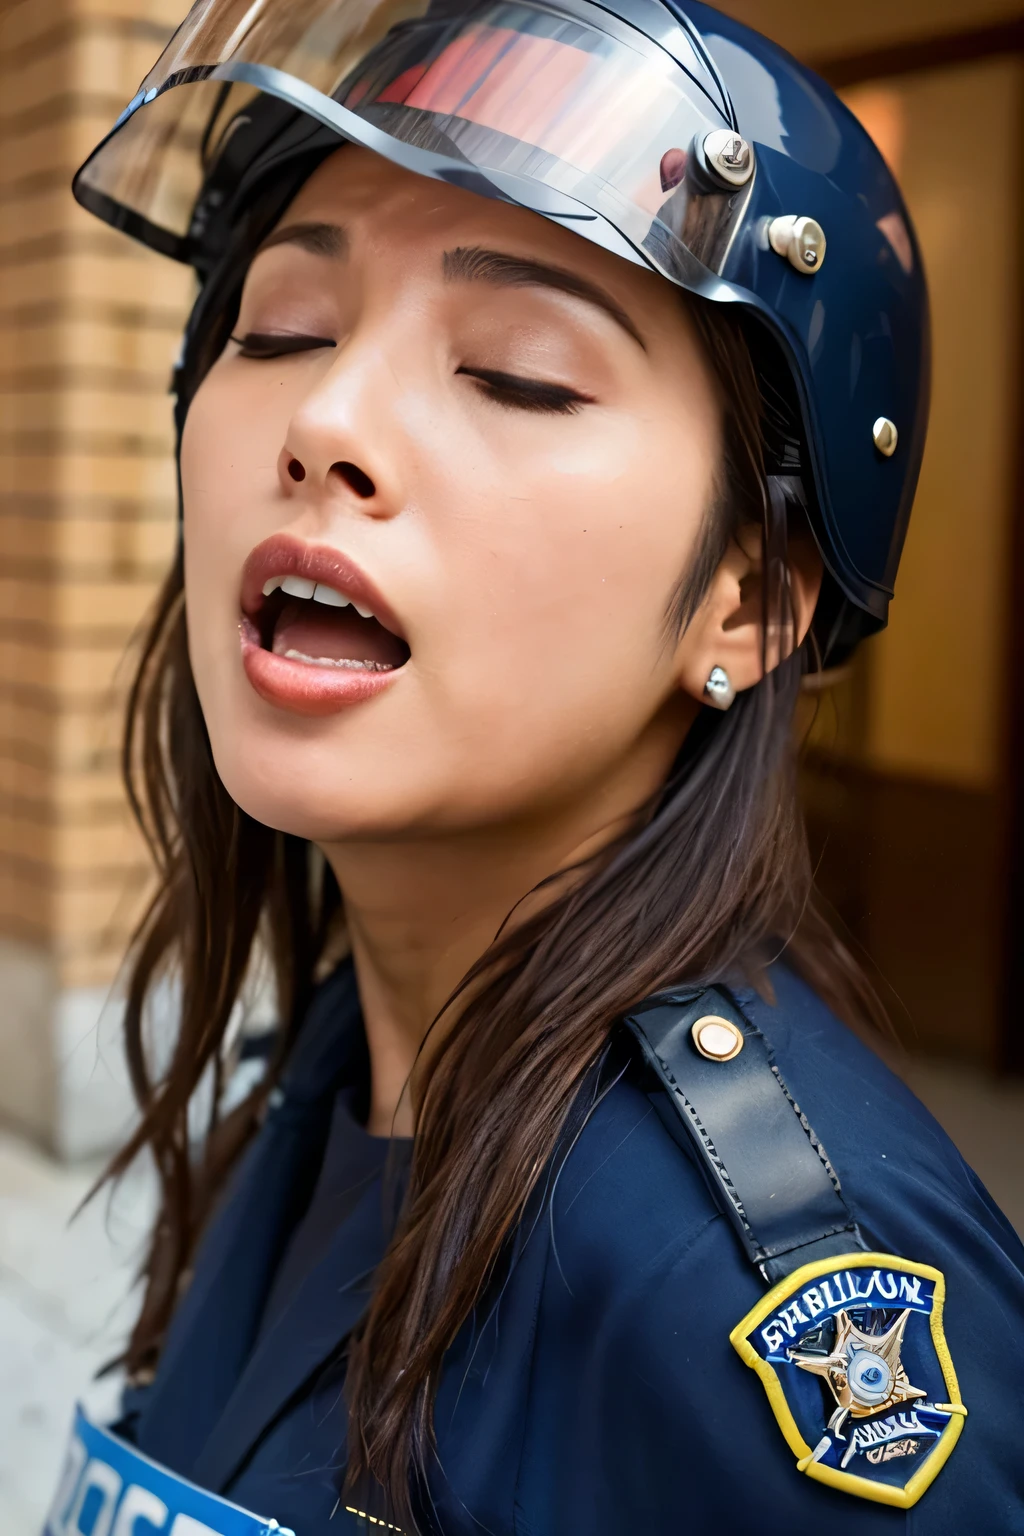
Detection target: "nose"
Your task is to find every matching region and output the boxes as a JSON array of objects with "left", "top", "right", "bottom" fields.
[{"left": 277, "top": 337, "right": 405, "bottom": 518}]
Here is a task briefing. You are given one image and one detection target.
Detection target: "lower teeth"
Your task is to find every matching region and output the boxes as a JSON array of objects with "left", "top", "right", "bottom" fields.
[{"left": 282, "top": 648, "right": 393, "bottom": 672}]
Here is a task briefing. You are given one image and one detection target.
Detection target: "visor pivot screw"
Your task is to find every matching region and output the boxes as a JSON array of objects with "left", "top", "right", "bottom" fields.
[
  {"left": 873, "top": 417, "right": 899, "bottom": 457},
  {"left": 691, "top": 1016, "right": 745, "bottom": 1062},
  {"left": 699, "top": 129, "right": 754, "bottom": 188},
  {"left": 768, "top": 214, "right": 826, "bottom": 274}
]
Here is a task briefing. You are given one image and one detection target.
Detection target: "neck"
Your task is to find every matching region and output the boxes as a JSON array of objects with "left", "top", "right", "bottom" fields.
[
  {"left": 321, "top": 716, "right": 689, "bottom": 1135},
  {"left": 324, "top": 813, "right": 608, "bottom": 1136}
]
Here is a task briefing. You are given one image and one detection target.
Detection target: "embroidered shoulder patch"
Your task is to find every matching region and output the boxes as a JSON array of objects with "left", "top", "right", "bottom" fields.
[{"left": 730, "top": 1252, "right": 967, "bottom": 1509}]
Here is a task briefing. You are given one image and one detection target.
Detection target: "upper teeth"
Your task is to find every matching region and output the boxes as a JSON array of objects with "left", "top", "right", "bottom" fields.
[{"left": 262, "top": 573, "right": 374, "bottom": 619}]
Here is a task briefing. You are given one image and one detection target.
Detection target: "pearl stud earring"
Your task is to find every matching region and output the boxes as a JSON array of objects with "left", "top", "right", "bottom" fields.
[{"left": 704, "top": 666, "right": 736, "bottom": 711}]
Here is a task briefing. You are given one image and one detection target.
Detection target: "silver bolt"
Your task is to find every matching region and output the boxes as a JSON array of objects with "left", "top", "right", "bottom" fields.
[{"left": 700, "top": 129, "right": 754, "bottom": 188}]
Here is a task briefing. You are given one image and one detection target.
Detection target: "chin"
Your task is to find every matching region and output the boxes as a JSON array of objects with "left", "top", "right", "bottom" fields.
[
  {"left": 205, "top": 713, "right": 567, "bottom": 846},
  {"left": 207, "top": 729, "right": 416, "bottom": 842},
  {"left": 221, "top": 775, "right": 414, "bottom": 844}
]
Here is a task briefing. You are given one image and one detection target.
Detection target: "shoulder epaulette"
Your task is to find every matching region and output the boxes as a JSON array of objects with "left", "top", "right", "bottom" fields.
[{"left": 624, "top": 986, "right": 967, "bottom": 1511}]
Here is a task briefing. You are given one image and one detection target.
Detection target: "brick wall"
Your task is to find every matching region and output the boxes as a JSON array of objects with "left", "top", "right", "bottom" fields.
[{"left": 0, "top": 0, "right": 189, "bottom": 1153}]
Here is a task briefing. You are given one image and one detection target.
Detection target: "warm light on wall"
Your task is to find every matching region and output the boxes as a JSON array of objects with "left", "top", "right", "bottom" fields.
[
  {"left": 838, "top": 63, "right": 1019, "bottom": 792},
  {"left": 842, "top": 84, "right": 906, "bottom": 174}
]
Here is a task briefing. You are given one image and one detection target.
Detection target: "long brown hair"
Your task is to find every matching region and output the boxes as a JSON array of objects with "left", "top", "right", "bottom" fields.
[{"left": 108, "top": 206, "right": 882, "bottom": 1528}]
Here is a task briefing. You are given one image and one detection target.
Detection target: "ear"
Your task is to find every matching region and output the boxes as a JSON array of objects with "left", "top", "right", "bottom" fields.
[{"left": 674, "top": 523, "right": 824, "bottom": 707}]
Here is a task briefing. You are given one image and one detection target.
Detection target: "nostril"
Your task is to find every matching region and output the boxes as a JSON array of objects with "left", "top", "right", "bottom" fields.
[
  {"left": 331, "top": 461, "right": 375, "bottom": 499},
  {"left": 287, "top": 458, "right": 306, "bottom": 482}
]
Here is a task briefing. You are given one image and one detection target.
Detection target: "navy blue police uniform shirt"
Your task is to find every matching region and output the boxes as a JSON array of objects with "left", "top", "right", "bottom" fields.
[{"left": 117, "top": 961, "right": 1024, "bottom": 1534}]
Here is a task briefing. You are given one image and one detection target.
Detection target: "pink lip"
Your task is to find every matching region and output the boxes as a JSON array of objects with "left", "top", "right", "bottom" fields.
[
  {"left": 241, "top": 533, "right": 405, "bottom": 635},
  {"left": 239, "top": 533, "right": 406, "bottom": 718}
]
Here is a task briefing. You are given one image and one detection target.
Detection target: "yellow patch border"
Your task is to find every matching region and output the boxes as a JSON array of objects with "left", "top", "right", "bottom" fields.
[{"left": 729, "top": 1251, "right": 967, "bottom": 1509}]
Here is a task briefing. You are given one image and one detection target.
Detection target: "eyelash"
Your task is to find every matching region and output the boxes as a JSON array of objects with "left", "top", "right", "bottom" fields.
[
  {"left": 230, "top": 332, "right": 337, "bottom": 359},
  {"left": 456, "top": 366, "right": 592, "bottom": 415},
  {"left": 230, "top": 337, "right": 591, "bottom": 415}
]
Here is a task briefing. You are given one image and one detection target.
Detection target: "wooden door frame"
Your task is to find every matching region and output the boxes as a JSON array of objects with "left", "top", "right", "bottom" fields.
[
  {"left": 807, "top": 18, "right": 1024, "bottom": 1073},
  {"left": 811, "top": 16, "right": 1024, "bottom": 88}
]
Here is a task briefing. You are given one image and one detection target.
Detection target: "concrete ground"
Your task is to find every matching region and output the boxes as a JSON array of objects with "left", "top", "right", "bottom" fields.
[
  {"left": 1, "top": 1061, "right": 1022, "bottom": 1533},
  {"left": 0, "top": 1141, "right": 153, "bottom": 1532}
]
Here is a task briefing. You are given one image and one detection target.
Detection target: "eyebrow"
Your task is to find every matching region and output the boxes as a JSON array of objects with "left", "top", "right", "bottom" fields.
[
  {"left": 256, "top": 221, "right": 349, "bottom": 259},
  {"left": 442, "top": 245, "right": 646, "bottom": 350}
]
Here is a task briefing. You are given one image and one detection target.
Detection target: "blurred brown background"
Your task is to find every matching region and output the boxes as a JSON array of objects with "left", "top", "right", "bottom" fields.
[{"left": 0, "top": 0, "right": 1022, "bottom": 1523}]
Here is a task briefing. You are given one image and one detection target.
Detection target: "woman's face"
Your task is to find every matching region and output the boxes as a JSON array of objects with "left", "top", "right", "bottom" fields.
[{"left": 181, "top": 146, "right": 723, "bottom": 843}]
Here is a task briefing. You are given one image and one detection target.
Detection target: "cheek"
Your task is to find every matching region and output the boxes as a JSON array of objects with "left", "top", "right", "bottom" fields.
[
  {"left": 180, "top": 370, "right": 279, "bottom": 545},
  {"left": 179, "top": 374, "right": 283, "bottom": 698},
  {"left": 180, "top": 373, "right": 284, "bottom": 617},
  {"left": 472, "top": 417, "right": 699, "bottom": 649},
  {"left": 423, "top": 408, "right": 709, "bottom": 756}
]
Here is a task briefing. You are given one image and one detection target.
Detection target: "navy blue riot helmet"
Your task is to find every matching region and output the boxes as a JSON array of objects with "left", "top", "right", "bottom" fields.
[{"left": 73, "top": 0, "right": 929, "bottom": 656}]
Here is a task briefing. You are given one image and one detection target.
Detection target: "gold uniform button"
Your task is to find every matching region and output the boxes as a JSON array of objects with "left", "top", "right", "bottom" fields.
[{"left": 691, "top": 1015, "right": 745, "bottom": 1062}]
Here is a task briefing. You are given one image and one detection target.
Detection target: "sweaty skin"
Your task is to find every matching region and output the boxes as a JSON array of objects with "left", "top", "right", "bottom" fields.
[{"left": 181, "top": 146, "right": 820, "bottom": 1131}]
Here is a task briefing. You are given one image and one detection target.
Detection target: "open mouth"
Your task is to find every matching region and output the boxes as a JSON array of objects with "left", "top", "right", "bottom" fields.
[
  {"left": 238, "top": 534, "right": 410, "bottom": 715},
  {"left": 256, "top": 574, "right": 410, "bottom": 673}
]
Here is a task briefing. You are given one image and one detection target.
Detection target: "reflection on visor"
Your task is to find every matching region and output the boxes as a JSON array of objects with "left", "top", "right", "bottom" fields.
[
  {"left": 348, "top": 18, "right": 694, "bottom": 216},
  {"left": 372, "top": 28, "right": 594, "bottom": 133},
  {"left": 74, "top": 0, "right": 754, "bottom": 282}
]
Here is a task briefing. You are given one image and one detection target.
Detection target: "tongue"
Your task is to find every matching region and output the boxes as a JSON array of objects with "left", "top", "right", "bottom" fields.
[{"left": 271, "top": 598, "right": 407, "bottom": 669}]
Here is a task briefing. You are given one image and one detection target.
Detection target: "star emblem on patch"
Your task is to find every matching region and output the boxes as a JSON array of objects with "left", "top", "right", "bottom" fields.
[{"left": 730, "top": 1254, "right": 967, "bottom": 1508}]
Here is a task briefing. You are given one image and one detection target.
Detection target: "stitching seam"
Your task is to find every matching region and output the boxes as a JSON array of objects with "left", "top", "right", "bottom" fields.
[
  {"left": 654, "top": 1051, "right": 758, "bottom": 1249},
  {"left": 768, "top": 1062, "right": 845, "bottom": 1197}
]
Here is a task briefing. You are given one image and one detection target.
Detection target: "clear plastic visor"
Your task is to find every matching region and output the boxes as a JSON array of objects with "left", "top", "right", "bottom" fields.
[{"left": 75, "top": 0, "right": 755, "bottom": 285}]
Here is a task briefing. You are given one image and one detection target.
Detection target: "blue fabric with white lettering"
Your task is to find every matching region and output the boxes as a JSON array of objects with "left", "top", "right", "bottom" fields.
[
  {"left": 43, "top": 1405, "right": 293, "bottom": 1536},
  {"left": 109, "top": 963, "right": 1024, "bottom": 1534}
]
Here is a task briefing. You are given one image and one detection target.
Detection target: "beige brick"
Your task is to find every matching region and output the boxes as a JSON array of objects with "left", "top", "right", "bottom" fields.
[
  {"left": 0, "top": 640, "right": 61, "bottom": 693},
  {"left": 66, "top": 29, "right": 168, "bottom": 104},
  {"left": 0, "top": 572, "right": 156, "bottom": 629},
  {"left": 0, "top": 322, "right": 181, "bottom": 378},
  {"left": 0, "top": 886, "right": 51, "bottom": 941},
  {"left": 54, "top": 817, "right": 141, "bottom": 871},
  {"left": 0, "top": 729, "right": 117, "bottom": 783},
  {"left": 0, "top": 386, "right": 176, "bottom": 439},
  {"left": 0, "top": 112, "right": 124, "bottom": 183},
  {"left": 0, "top": 246, "right": 191, "bottom": 312},
  {"left": 59, "top": 945, "right": 131, "bottom": 990},
  {"left": 1, "top": 700, "right": 121, "bottom": 771},
  {"left": 0, "top": 188, "right": 77, "bottom": 250},
  {"left": 0, "top": 813, "right": 56, "bottom": 867},
  {"left": 53, "top": 766, "right": 131, "bottom": 812},
  {"left": 0, "top": 622, "right": 140, "bottom": 670},
  {"left": 0, "top": 513, "right": 175, "bottom": 570},
  {"left": 0, "top": 0, "right": 71, "bottom": 54},
  {"left": 53, "top": 867, "right": 152, "bottom": 957},
  {"left": 0, "top": 0, "right": 203, "bottom": 1000},
  {"left": 0, "top": 452, "right": 177, "bottom": 500}
]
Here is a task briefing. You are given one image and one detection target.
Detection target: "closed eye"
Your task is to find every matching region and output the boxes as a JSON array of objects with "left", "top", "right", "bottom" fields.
[
  {"left": 230, "top": 332, "right": 337, "bottom": 359},
  {"left": 456, "top": 366, "right": 594, "bottom": 415}
]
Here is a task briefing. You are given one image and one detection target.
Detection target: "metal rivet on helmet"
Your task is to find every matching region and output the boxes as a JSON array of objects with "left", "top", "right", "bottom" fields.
[
  {"left": 768, "top": 215, "right": 826, "bottom": 274},
  {"left": 873, "top": 417, "right": 899, "bottom": 457},
  {"left": 699, "top": 129, "right": 754, "bottom": 188}
]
